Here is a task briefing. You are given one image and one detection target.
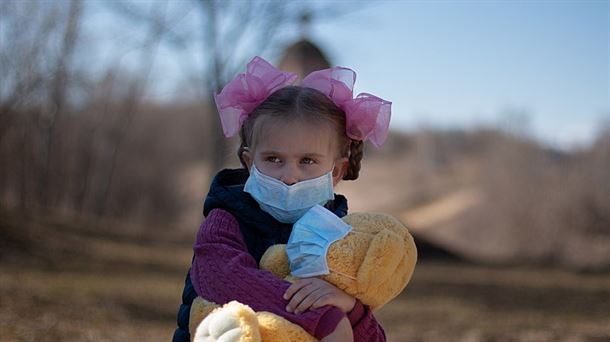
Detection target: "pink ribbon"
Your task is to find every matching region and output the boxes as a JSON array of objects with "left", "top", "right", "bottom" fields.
[
  {"left": 215, "top": 56, "right": 391, "bottom": 147},
  {"left": 214, "top": 57, "right": 297, "bottom": 138}
]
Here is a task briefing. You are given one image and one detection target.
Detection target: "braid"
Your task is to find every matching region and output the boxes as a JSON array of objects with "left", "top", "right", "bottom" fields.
[{"left": 343, "top": 140, "right": 364, "bottom": 180}]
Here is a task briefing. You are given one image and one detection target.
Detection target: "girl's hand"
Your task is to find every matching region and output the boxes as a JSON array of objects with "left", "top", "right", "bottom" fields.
[
  {"left": 283, "top": 277, "right": 356, "bottom": 314},
  {"left": 320, "top": 316, "right": 353, "bottom": 342}
]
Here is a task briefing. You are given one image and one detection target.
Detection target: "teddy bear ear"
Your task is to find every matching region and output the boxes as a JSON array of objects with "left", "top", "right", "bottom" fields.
[{"left": 350, "top": 214, "right": 418, "bottom": 310}]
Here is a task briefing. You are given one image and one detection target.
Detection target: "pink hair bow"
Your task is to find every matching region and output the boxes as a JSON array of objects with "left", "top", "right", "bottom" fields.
[
  {"left": 215, "top": 56, "right": 391, "bottom": 147},
  {"left": 301, "top": 68, "right": 391, "bottom": 148},
  {"left": 214, "top": 56, "right": 298, "bottom": 138}
]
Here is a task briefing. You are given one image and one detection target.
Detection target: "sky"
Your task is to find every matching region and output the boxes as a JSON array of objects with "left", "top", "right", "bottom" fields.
[
  {"left": 304, "top": 0, "right": 610, "bottom": 149},
  {"left": 87, "top": 0, "right": 610, "bottom": 150}
]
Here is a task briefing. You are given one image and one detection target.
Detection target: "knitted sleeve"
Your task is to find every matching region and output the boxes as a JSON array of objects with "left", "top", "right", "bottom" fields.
[
  {"left": 190, "top": 208, "right": 345, "bottom": 340},
  {"left": 348, "top": 300, "right": 387, "bottom": 341}
]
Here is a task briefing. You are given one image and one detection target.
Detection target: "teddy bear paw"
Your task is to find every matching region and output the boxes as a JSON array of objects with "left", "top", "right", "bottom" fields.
[{"left": 193, "top": 301, "right": 261, "bottom": 342}]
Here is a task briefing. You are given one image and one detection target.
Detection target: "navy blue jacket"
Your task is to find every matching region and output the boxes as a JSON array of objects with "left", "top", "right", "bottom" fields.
[{"left": 172, "top": 168, "right": 348, "bottom": 341}]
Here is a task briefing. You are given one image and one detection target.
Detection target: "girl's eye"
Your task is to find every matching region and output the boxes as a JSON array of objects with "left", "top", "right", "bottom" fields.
[
  {"left": 301, "top": 158, "right": 315, "bottom": 165},
  {"left": 266, "top": 156, "right": 281, "bottom": 163}
]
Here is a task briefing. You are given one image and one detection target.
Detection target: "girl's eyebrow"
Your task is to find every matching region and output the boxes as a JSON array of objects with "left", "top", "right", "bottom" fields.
[
  {"left": 259, "top": 150, "right": 282, "bottom": 155},
  {"left": 302, "top": 153, "right": 326, "bottom": 158},
  {"left": 259, "top": 150, "right": 326, "bottom": 158}
]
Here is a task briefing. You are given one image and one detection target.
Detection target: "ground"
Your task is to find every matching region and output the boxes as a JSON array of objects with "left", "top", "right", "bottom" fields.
[{"left": 1, "top": 212, "right": 609, "bottom": 342}]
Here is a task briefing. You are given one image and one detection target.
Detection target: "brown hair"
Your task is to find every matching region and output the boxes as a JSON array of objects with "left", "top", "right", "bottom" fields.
[{"left": 237, "top": 86, "right": 364, "bottom": 181}]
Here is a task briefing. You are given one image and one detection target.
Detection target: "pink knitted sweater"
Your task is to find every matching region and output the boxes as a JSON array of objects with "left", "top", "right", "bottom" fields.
[{"left": 191, "top": 208, "right": 386, "bottom": 341}]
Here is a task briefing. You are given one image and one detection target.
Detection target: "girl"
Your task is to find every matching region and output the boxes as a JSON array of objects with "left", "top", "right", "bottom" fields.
[{"left": 173, "top": 56, "right": 391, "bottom": 342}]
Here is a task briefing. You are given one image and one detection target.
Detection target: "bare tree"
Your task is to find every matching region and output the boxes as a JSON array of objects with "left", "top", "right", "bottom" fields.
[
  {"left": 108, "top": 0, "right": 301, "bottom": 171},
  {"left": 197, "top": 0, "right": 295, "bottom": 170},
  {"left": 0, "top": 1, "right": 84, "bottom": 212},
  {"left": 39, "top": 0, "right": 82, "bottom": 207},
  {"left": 95, "top": 2, "right": 169, "bottom": 217},
  {"left": 0, "top": 0, "right": 357, "bottom": 221}
]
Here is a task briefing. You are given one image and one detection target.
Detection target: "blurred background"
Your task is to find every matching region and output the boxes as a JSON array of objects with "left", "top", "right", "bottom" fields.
[{"left": 1, "top": 0, "right": 609, "bottom": 341}]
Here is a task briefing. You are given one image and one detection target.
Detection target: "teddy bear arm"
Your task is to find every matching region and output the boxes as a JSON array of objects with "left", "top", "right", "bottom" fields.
[
  {"left": 190, "top": 297, "right": 318, "bottom": 342},
  {"left": 189, "top": 296, "right": 222, "bottom": 338},
  {"left": 192, "top": 300, "right": 261, "bottom": 342}
]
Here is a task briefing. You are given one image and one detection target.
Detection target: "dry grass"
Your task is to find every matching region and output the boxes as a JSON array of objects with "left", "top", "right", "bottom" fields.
[
  {"left": 377, "top": 262, "right": 610, "bottom": 341},
  {"left": 0, "top": 212, "right": 192, "bottom": 342},
  {"left": 2, "top": 212, "right": 610, "bottom": 342}
]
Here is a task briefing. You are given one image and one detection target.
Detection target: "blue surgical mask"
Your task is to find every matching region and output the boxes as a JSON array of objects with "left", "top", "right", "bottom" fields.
[
  {"left": 286, "top": 204, "right": 352, "bottom": 277},
  {"left": 243, "top": 164, "right": 335, "bottom": 224}
]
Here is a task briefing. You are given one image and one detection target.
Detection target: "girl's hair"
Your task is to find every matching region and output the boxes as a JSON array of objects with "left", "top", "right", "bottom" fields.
[{"left": 237, "top": 86, "right": 364, "bottom": 181}]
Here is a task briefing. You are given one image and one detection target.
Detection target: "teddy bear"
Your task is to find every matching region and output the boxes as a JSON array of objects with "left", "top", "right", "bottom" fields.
[{"left": 189, "top": 212, "right": 417, "bottom": 342}]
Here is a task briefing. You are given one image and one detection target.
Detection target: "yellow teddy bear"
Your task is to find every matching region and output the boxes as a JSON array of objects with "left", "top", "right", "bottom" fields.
[{"left": 189, "top": 212, "right": 417, "bottom": 342}]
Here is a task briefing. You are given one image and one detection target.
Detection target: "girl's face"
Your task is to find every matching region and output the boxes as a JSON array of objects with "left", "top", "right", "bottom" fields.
[{"left": 242, "top": 119, "right": 348, "bottom": 186}]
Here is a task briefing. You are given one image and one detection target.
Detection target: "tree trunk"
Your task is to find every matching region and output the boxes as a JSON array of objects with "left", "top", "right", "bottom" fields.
[{"left": 39, "top": 0, "right": 82, "bottom": 209}]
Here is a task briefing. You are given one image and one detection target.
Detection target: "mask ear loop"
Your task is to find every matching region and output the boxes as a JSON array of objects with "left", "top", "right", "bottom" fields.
[
  {"left": 329, "top": 162, "right": 338, "bottom": 179},
  {"left": 327, "top": 267, "right": 358, "bottom": 281}
]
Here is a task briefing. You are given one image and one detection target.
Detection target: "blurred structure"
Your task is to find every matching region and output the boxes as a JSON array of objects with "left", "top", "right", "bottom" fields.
[
  {"left": 278, "top": 39, "right": 331, "bottom": 78},
  {"left": 278, "top": 12, "right": 331, "bottom": 78},
  {"left": 341, "top": 127, "right": 610, "bottom": 270}
]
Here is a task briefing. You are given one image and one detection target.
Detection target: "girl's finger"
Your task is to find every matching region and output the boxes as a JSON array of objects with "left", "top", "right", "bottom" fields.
[
  {"left": 294, "top": 287, "right": 325, "bottom": 314},
  {"left": 283, "top": 278, "right": 312, "bottom": 300},
  {"left": 286, "top": 282, "right": 317, "bottom": 312},
  {"left": 311, "top": 293, "right": 333, "bottom": 309}
]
